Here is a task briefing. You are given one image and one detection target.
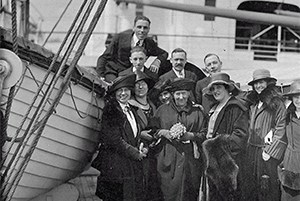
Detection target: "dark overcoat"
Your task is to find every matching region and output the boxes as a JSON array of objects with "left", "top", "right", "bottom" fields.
[
  {"left": 92, "top": 98, "right": 144, "bottom": 201},
  {"left": 200, "top": 96, "right": 249, "bottom": 201}
]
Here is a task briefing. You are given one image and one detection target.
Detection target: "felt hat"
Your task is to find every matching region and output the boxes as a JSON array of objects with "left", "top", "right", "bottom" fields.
[
  {"left": 248, "top": 69, "right": 277, "bottom": 86},
  {"left": 0, "top": 48, "right": 24, "bottom": 88},
  {"left": 169, "top": 78, "right": 195, "bottom": 92},
  {"left": 135, "top": 71, "right": 156, "bottom": 89},
  {"left": 204, "top": 72, "right": 240, "bottom": 95},
  {"left": 283, "top": 79, "right": 300, "bottom": 97},
  {"left": 107, "top": 74, "right": 136, "bottom": 95}
]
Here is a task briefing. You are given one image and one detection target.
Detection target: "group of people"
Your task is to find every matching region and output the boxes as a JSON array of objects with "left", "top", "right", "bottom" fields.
[{"left": 91, "top": 15, "right": 300, "bottom": 201}]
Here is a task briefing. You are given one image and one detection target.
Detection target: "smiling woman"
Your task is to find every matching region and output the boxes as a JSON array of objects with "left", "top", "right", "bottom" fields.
[{"left": 200, "top": 72, "right": 249, "bottom": 201}]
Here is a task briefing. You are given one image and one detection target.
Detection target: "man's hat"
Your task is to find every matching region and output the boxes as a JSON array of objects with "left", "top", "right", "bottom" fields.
[
  {"left": 107, "top": 74, "right": 136, "bottom": 95},
  {"left": 204, "top": 72, "right": 240, "bottom": 95},
  {"left": 135, "top": 71, "right": 156, "bottom": 89},
  {"left": 169, "top": 78, "right": 195, "bottom": 92},
  {"left": 283, "top": 79, "right": 300, "bottom": 97},
  {"left": 248, "top": 69, "right": 277, "bottom": 86},
  {"left": 0, "top": 48, "right": 24, "bottom": 88}
]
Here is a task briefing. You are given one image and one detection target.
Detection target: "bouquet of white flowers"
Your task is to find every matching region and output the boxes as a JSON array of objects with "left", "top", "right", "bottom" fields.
[{"left": 170, "top": 122, "right": 186, "bottom": 140}]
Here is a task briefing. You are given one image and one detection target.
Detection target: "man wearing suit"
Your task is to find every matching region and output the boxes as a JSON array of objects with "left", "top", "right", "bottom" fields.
[
  {"left": 195, "top": 53, "right": 222, "bottom": 113},
  {"left": 158, "top": 48, "right": 197, "bottom": 83},
  {"left": 96, "top": 15, "right": 168, "bottom": 82},
  {"left": 118, "top": 46, "right": 158, "bottom": 81}
]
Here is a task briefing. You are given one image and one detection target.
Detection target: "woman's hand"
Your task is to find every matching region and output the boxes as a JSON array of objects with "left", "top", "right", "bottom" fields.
[
  {"left": 141, "top": 130, "right": 154, "bottom": 141},
  {"left": 157, "top": 129, "right": 173, "bottom": 141},
  {"left": 179, "top": 132, "right": 194, "bottom": 141}
]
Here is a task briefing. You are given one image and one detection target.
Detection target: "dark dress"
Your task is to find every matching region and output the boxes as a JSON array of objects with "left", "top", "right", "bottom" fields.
[{"left": 92, "top": 99, "right": 144, "bottom": 201}]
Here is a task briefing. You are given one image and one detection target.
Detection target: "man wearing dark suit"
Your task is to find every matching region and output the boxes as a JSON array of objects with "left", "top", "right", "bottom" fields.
[
  {"left": 118, "top": 46, "right": 158, "bottom": 81},
  {"left": 96, "top": 15, "right": 168, "bottom": 82},
  {"left": 158, "top": 48, "right": 197, "bottom": 83},
  {"left": 195, "top": 53, "right": 222, "bottom": 113}
]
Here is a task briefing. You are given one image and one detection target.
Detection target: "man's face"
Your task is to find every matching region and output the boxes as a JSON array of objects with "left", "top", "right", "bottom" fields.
[
  {"left": 115, "top": 87, "right": 131, "bottom": 104},
  {"left": 173, "top": 90, "right": 190, "bottom": 107},
  {"left": 130, "top": 51, "right": 147, "bottom": 70},
  {"left": 171, "top": 52, "right": 187, "bottom": 72},
  {"left": 204, "top": 55, "right": 222, "bottom": 75},
  {"left": 133, "top": 20, "right": 150, "bottom": 40}
]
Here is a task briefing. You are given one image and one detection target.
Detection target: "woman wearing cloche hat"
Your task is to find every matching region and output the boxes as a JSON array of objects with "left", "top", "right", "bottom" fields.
[
  {"left": 151, "top": 78, "right": 207, "bottom": 201},
  {"left": 92, "top": 74, "right": 147, "bottom": 201},
  {"left": 278, "top": 79, "right": 300, "bottom": 201},
  {"left": 200, "top": 72, "right": 249, "bottom": 201},
  {"left": 245, "top": 69, "right": 287, "bottom": 201}
]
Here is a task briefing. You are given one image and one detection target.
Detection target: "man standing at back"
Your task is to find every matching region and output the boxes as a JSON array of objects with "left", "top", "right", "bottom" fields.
[
  {"left": 96, "top": 15, "right": 168, "bottom": 82},
  {"left": 158, "top": 48, "right": 197, "bottom": 83},
  {"left": 195, "top": 53, "right": 222, "bottom": 113}
]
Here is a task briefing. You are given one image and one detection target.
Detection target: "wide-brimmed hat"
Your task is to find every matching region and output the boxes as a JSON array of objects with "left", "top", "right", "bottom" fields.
[
  {"left": 169, "top": 78, "right": 195, "bottom": 92},
  {"left": 283, "top": 79, "right": 300, "bottom": 97},
  {"left": 204, "top": 72, "right": 239, "bottom": 95},
  {"left": 135, "top": 71, "right": 156, "bottom": 89},
  {"left": 0, "top": 48, "right": 24, "bottom": 88},
  {"left": 107, "top": 74, "right": 136, "bottom": 95},
  {"left": 248, "top": 69, "right": 277, "bottom": 86}
]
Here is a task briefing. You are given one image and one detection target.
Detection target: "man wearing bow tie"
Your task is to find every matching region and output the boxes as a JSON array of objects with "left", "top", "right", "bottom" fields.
[{"left": 96, "top": 15, "right": 168, "bottom": 82}]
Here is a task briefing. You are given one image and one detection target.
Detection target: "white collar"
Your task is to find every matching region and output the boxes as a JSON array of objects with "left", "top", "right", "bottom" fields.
[
  {"left": 118, "top": 101, "right": 130, "bottom": 111},
  {"left": 132, "top": 34, "right": 144, "bottom": 47},
  {"left": 172, "top": 68, "right": 185, "bottom": 78},
  {"left": 133, "top": 66, "right": 144, "bottom": 72}
]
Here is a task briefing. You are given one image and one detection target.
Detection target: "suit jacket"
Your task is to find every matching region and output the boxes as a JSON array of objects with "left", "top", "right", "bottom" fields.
[
  {"left": 118, "top": 66, "right": 158, "bottom": 81},
  {"left": 158, "top": 69, "right": 198, "bottom": 84},
  {"left": 195, "top": 77, "right": 216, "bottom": 113},
  {"left": 96, "top": 29, "right": 168, "bottom": 76}
]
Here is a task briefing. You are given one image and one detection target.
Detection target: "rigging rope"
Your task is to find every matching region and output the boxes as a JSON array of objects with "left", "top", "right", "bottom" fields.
[
  {"left": 6, "top": 1, "right": 108, "bottom": 199},
  {"left": 0, "top": 0, "right": 90, "bottom": 180},
  {"left": 42, "top": 0, "right": 73, "bottom": 47}
]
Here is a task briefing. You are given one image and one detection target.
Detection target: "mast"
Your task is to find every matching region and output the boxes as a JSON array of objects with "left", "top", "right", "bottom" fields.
[{"left": 117, "top": 0, "right": 300, "bottom": 28}]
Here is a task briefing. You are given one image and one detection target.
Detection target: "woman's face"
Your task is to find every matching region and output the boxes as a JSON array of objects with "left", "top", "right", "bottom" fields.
[
  {"left": 253, "top": 80, "right": 267, "bottom": 94},
  {"left": 135, "top": 80, "right": 148, "bottom": 98},
  {"left": 115, "top": 87, "right": 131, "bottom": 104},
  {"left": 173, "top": 90, "right": 190, "bottom": 107},
  {"left": 292, "top": 94, "right": 300, "bottom": 110},
  {"left": 159, "top": 91, "right": 171, "bottom": 104},
  {"left": 211, "top": 84, "right": 230, "bottom": 102}
]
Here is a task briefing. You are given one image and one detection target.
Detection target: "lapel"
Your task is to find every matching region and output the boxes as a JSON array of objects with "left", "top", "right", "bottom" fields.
[{"left": 250, "top": 103, "right": 266, "bottom": 128}]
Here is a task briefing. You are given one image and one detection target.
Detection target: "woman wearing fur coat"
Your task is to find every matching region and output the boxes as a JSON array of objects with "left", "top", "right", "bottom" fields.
[
  {"left": 92, "top": 74, "right": 147, "bottom": 201},
  {"left": 199, "top": 72, "right": 249, "bottom": 201},
  {"left": 278, "top": 79, "right": 300, "bottom": 201},
  {"left": 246, "top": 69, "right": 287, "bottom": 201}
]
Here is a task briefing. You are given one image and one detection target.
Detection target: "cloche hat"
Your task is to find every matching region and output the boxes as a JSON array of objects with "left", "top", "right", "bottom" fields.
[
  {"left": 107, "top": 74, "right": 136, "bottom": 95},
  {"left": 135, "top": 71, "right": 156, "bottom": 89},
  {"left": 283, "top": 79, "right": 300, "bottom": 97},
  {"left": 248, "top": 69, "right": 277, "bottom": 86},
  {"left": 204, "top": 72, "right": 240, "bottom": 95},
  {"left": 169, "top": 78, "right": 195, "bottom": 92}
]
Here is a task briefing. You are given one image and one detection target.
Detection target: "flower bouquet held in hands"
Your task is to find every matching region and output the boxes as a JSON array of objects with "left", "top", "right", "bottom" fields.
[{"left": 170, "top": 122, "right": 187, "bottom": 140}]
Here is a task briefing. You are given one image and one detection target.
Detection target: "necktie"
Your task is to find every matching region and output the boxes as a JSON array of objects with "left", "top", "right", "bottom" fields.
[
  {"left": 124, "top": 106, "right": 133, "bottom": 118},
  {"left": 179, "top": 71, "right": 184, "bottom": 78},
  {"left": 136, "top": 40, "right": 141, "bottom": 47}
]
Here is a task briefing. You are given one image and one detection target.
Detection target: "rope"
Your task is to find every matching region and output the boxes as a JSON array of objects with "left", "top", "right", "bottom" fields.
[
  {"left": 6, "top": 1, "right": 108, "bottom": 199},
  {"left": 1, "top": 0, "right": 89, "bottom": 172},
  {"left": 1, "top": 0, "right": 90, "bottom": 196},
  {"left": 42, "top": 0, "right": 73, "bottom": 47},
  {"left": 1, "top": 0, "right": 18, "bottom": 199},
  {"left": 3, "top": 0, "right": 106, "bottom": 199},
  {"left": 69, "top": 82, "right": 90, "bottom": 119}
]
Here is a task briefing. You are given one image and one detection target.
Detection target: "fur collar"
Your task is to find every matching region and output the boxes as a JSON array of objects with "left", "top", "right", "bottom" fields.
[
  {"left": 246, "top": 85, "right": 283, "bottom": 111},
  {"left": 103, "top": 98, "right": 127, "bottom": 127}
]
